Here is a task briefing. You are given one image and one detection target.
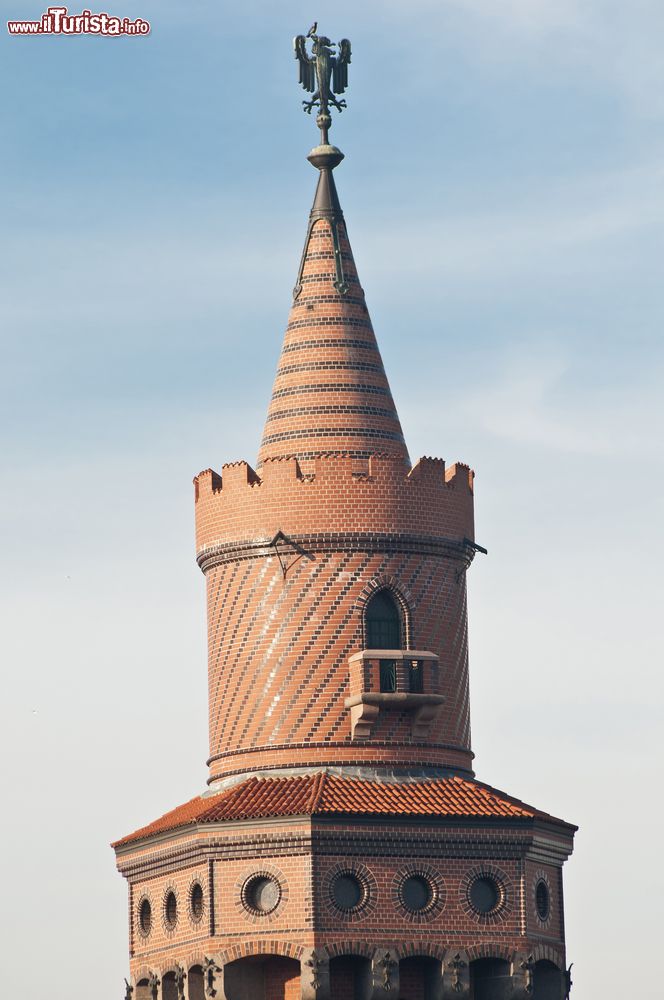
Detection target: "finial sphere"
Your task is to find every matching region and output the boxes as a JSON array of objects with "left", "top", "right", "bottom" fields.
[{"left": 294, "top": 28, "right": 351, "bottom": 144}]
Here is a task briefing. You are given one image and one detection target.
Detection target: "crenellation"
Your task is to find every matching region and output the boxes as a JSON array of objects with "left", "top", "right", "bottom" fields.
[
  {"left": 445, "top": 462, "right": 475, "bottom": 494},
  {"left": 261, "top": 457, "right": 304, "bottom": 484},
  {"left": 194, "top": 452, "right": 475, "bottom": 555},
  {"left": 221, "top": 460, "right": 260, "bottom": 486},
  {"left": 193, "top": 468, "right": 222, "bottom": 500},
  {"left": 408, "top": 457, "right": 446, "bottom": 483}
]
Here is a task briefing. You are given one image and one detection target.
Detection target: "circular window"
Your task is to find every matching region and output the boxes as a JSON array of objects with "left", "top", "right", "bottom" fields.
[
  {"left": 401, "top": 874, "right": 433, "bottom": 912},
  {"left": 138, "top": 898, "right": 152, "bottom": 936},
  {"left": 190, "top": 882, "right": 204, "bottom": 921},
  {"left": 242, "top": 875, "right": 281, "bottom": 915},
  {"left": 393, "top": 866, "right": 445, "bottom": 922},
  {"left": 164, "top": 890, "right": 178, "bottom": 928},
  {"left": 469, "top": 876, "right": 501, "bottom": 915},
  {"left": 331, "top": 872, "right": 365, "bottom": 912},
  {"left": 536, "top": 879, "right": 550, "bottom": 920}
]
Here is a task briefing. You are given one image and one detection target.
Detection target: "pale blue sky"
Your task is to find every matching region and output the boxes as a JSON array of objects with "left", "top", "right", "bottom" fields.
[{"left": 1, "top": 2, "right": 662, "bottom": 997}]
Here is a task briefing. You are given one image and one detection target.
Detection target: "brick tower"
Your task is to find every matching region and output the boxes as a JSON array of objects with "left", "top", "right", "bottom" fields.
[{"left": 114, "top": 30, "right": 576, "bottom": 1000}]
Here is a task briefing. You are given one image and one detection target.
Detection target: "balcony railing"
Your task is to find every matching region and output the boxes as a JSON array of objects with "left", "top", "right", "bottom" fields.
[{"left": 345, "top": 649, "right": 444, "bottom": 739}]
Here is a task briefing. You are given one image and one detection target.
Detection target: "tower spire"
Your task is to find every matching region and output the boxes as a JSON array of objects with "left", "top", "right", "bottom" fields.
[
  {"left": 116, "top": 37, "right": 576, "bottom": 999},
  {"left": 258, "top": 30, "right": 408, "bottom": 469}
]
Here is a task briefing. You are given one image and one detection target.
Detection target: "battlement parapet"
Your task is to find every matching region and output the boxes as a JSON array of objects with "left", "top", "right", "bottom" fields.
[
  {"left": 194, "top": 452, "right": 474, "bottom": 557},
  {"left": 445, "top": 462, "right": 475, "bottom": 492}
]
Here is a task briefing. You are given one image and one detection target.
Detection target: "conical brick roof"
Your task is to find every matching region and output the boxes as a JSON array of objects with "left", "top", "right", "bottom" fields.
[{"left": 258, "top": 151, "right": 409, "bottom": 469}]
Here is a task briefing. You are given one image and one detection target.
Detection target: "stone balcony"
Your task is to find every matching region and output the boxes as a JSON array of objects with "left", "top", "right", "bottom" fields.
[{"left": 345, "top": 649, "right": 444, "bottom": 739}]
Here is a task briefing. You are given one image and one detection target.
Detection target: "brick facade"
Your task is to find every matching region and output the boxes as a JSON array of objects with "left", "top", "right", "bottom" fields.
[{"left": 114, "top": 118, "right": 576, "bottom": 1000}]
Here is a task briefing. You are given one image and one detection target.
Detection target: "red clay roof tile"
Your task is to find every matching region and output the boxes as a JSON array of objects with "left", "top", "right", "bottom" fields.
[{"left": 112, "top": 772, "right": 565, "bottom": 848}]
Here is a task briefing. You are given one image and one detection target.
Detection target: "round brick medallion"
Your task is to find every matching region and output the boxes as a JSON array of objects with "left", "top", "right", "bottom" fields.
[{"left": 242, "top": 874, "right": 281, "bottom": 915}]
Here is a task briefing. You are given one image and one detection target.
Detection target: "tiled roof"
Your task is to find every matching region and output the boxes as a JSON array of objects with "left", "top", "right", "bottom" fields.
[{"left": 113, "top": 772, "right": 566, "bottom": 848}]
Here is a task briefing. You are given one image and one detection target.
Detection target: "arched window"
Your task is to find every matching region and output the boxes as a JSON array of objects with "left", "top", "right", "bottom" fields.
[
  {"left": 365, "top": 590, "right": 401, "bottom": 648},
  {"left": 365, "top": 590, "right": 402, "bottom": 692}
]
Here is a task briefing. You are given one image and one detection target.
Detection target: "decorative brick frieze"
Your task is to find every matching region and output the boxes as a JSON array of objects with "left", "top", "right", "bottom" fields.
[
  {"left": 276, "top": 358, "right": 385, "bottom": 375},
  {"left": 272, "top": 382, "right": 392, "bottom": 401},
  {"left": 266, "top": 404, "right": 398, "bottom": 421},
  {"left": 261, "top": 426, "right": 406, "bottom": 447},
  {"left": 280, "top": 336, "right": 378, "bottom": 350},
  {"left": 118, "top": 826, "right": 560, "bottom": 886},
  {"left": 196, "top": 532, "right": 474, "bottom": 573}
]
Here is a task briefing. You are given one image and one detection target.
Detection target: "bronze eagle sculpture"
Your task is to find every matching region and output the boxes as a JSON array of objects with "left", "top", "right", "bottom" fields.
[{"left": 293, "top": 25, "right": 352, "bottom": 118}]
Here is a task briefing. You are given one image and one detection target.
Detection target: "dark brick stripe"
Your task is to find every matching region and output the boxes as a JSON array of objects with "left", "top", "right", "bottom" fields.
[
  {"left": 260, "top": 449, "right": 396, "bottom": 462},
  {"left": 207, "top": 559, "right": 242, "bottom": 716},
  {"left": 240, "top": 552, "right": 360, "bottom": 749},
  {"left": 276, "top": 361, "right": 384, "bottom": 376},
  {"left": 302, "top": 552, "right": 391, "bottom": 742},
  {"left": 209, "top": 558, "right": 266, "bottom": 750},
  {"left": 299, "top": 273, "right": 359, "bottom": 287},
  {"left": 266, "top": 405, "right": 399, "bottom": 422},
  {"left": 210, "top": 557, "right": 284, "bottom": 750},
  {"left": 405, "top": 555, "right": 471, "bottom": 750},
  {"left": 260, "top": 427, "right": 406, "bottom": 445},
  {"left": 270, "top": 553, "right": 373, "bottom": 746},
  {"left": 286, "top": 318, "right": 374, "bottom": 332},
  {"left": 298, "top": 250, "right": 355, "bottom": 261},
  {"left": 198, "top": 534, "right": 471, "bottom": 572},
  {"left": 450, "top": 584, "right": 471, "bottom": 747},
  {"left": 225, "top": 553, "right": 340, "bottom": 750},
  {"left": 294, "top": 291, "right": 366, "bottom": 306},
  {"left": 281, "top": 338, "right": 378, "bottom": 353},
  {"left": 271, "top": 383, "right": 391, "bottom": 400}
]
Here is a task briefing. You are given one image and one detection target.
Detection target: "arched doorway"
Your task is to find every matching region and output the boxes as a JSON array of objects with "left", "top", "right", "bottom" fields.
[
  {"left": 161, "top": 972, "right": 177, "bottom": 1000},
  {"left": 329, "top": 955, "right": 371, "bottom": 1000},
  {"left": 533, "top": 959, "right": 563, "bottom": 999},
  {"left": 366, "top": 590, "right": 402, "bottom": 647},
  {"left": 469, "top": 958, "right": 512, "bottom": 1000},
  {"left": 399, "top": 955, "right": 441, "bottom": 999},
  {"left": 135, "top": 979, "right": 150, "bottom": 1000},
  {"left": 223, "top": 955, "right": 300, "bottom": 1000},
  {"left": 365, "top": 590, "right": 403, "bottom": 692},
  {"left": 188, "top": 965, "right": 205, "bottom": 1000}
]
